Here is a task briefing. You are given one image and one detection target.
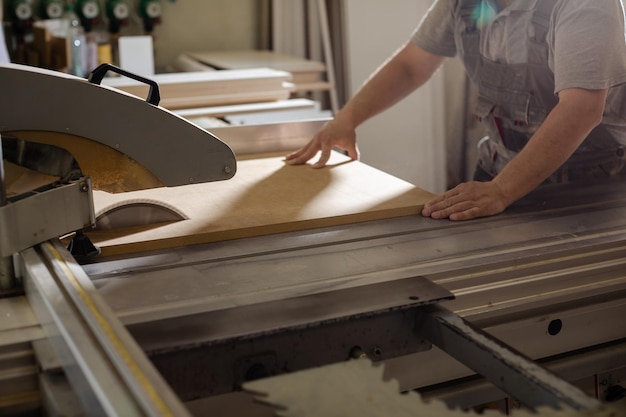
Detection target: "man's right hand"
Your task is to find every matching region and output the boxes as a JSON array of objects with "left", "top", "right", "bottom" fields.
[{"left": 285, "top": 118, "right": 359, "bottom": 168}]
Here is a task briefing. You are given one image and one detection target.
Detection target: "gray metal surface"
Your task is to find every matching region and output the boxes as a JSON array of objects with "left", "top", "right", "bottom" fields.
[
  {"left": 415, "top": 304, "right": 601, "bottom": 411},
  {"left": 85, "top": 178, "right": 626, "bottom": 328},
  {"left": 130, "top": 276, "right": 451, "bottom": 349},
  {"left": 421, "top": 339, "right": 626, "bottom": 409},
  {"left": 0, "top": 137, "right": 94, "bottom": 272},
  {"left": 125, "top": 277, "right": 450, "bottom": 399},
  {"left": 0, "top": 179, "right": 95, "bottom": 257},
  {"left": 83, "top": 178, "right": 626, "bottom": 400},
  {"left": 22, "top": 239, "right": 191, "bottom": 417},
  {"left": 0, "top": 63, "right": 236, "bottom": 187}
]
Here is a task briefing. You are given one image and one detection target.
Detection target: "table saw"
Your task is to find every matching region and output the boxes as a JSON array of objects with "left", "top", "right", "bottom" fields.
[{"left": 1, "top": 63, "right": 625, "bottom": 417}]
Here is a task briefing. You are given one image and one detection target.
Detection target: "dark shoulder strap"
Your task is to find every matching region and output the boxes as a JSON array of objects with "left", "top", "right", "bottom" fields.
[{"left": 532, "top": 0, "right": 558, "bottom": 42}]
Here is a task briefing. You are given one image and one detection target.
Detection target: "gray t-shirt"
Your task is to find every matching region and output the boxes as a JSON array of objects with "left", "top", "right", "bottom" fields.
[
  {"left": 411, "top": 0, "right": 626, "bottom": 144},
  {"left": 412, "top": 0, "right": 626, "bottom": 91}
]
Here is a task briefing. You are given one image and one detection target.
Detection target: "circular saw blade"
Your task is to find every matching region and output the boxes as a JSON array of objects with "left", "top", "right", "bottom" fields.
[{"left": 95, "top": 199, "right": 187, "bottom": 230}]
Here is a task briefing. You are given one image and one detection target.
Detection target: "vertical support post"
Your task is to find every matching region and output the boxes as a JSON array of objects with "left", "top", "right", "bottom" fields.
[
  {"left": 316, "top": 0, "right": 340, "bottom": 114},
  {"left": 0, "top": 133, "right": 16, "bottom": 290},
  {"left": 0, "top": 258, "right": 16, "bottom": 290},
  {"left": 0, "top": 133, "right": 6, "bottom": 207}
]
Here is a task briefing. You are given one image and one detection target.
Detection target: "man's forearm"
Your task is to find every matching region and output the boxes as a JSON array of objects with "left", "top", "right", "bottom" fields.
[
  {"left": 493, "top": 88, "right": 608, "bottom": 204},
  {"left": 336, "top": 42, "right": 445, "bottom": 130}
]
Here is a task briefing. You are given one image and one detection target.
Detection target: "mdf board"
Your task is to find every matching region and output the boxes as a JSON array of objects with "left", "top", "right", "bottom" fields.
[
  {"left": 185, "top": 50, "right": 326, "bottom": 84},
  {"left": 101, "top": 68, "right": 293, "bottom": 110},
  {"left": 88, "top": 152, "right": 435, "bottom": 257}
]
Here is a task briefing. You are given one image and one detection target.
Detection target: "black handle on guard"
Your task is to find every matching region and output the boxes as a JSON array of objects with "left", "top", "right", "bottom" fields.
[{"left": 88, "top": 63, "right": 161, "bottom": 106}]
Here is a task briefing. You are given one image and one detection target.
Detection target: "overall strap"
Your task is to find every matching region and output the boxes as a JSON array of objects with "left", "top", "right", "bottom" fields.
[{"left": 532, "top": 0, "right": 558, "bottom": 42}]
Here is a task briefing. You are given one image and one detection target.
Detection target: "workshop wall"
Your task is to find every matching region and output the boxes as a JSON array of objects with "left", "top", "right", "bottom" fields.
[
  {"left": 152, "top": 0, "right": 267, "bottom": 71},
  {"left": 1, "top": 0, "right": 266, "bottom": 71},
  {"left": 343, "top": 0, "right": 449, "bottom": 193}
]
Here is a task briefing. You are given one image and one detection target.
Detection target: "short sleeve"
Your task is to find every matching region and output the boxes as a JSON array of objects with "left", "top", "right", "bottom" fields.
[
  {"left": 551, "top": 0, "right": 626, "bottom": 93},
  {"left": 411, "top": 0, "right": 458, "bottom": 58}
]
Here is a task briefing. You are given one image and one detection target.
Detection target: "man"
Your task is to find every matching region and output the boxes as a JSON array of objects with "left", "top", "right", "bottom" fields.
[{"left": 286, "top": 0, "right": 626, "bottom": 221}]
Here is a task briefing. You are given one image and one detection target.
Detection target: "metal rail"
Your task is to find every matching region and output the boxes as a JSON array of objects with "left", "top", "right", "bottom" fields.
[
  {"left": 21, "top": 239, "right": 191, "bottom": 417},
  {"left": 415, "top": 304, "right": 602, "bottom": 411}
]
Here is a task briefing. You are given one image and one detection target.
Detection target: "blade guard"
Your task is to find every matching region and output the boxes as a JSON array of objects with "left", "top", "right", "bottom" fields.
[{"left": 0, "top": 63, "right": 237, "bottom": 192}]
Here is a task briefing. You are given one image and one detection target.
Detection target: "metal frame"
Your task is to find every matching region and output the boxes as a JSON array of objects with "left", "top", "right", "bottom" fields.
[
  {"left": 21, "top": 239, "right": 191, "bottom": 417},
  {"left": 0, "top": 179, "right": 95, "bottom": 258},
  {"left": 415, "top": 304, "right": 601, "bottom": 411},
  {"left": 82, "top": 178, "right": 626, "bottom": 411}
]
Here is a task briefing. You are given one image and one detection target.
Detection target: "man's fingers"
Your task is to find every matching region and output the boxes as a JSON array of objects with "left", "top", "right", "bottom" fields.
[
  {"left": 429, "top": 199, "right": 474, "bottom": 220},
  {"left": 422, "top": 192, "right": 455, "bottom": 216},
  {"left": 286, "top": 142, "right": 318, "bottom": 165},
  {"left": 286, "top": 134, "right": 358, "bottom": 168},
  {"left": 313, "top": 148, "right": 332, "bottom": 168},
  {"left": 449, "top": 206, "right": 483, "bottom": 221},
  {"left": 347, "top": 144, "right": 360, "bottom": 161},
  {"left": 422, "top": 188, "right": 474, "bottom": 219}
]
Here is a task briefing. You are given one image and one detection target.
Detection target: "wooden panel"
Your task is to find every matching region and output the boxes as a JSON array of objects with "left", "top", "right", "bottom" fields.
[
  {"left": 173, "top": 98, "right": 316, "bottom": 119},
  {"left": 101, "top": 68, "right": 293, "bottom": 110},
  {"left": 87, "top": 152, "right": 435, "bottom": 257},
  {"left": 186, "top": 50, "right": 326, "bottom": 84}
]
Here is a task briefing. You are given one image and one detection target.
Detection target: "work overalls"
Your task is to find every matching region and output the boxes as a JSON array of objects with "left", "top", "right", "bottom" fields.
[{"left": 455, "top": 0, "right": 625, "bottom": 182}]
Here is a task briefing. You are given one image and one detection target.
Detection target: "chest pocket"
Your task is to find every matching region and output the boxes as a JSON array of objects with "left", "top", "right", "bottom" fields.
[{"left": 478, "top": 57, "right": 552, "bottom": 127}]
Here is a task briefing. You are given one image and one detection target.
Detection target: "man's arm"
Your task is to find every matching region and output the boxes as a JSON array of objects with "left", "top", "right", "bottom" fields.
[
  {"left": 286, "top": 41, "right": 446, "bottom": 167},
  {"left": 422, "top": 87, "right": 609, "bottom": 221}
]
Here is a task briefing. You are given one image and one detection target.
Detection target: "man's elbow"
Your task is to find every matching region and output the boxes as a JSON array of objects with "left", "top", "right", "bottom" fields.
[
  {"left": 587, "top": 93, "right": 606, "bottom": 127},
  {"left": 559, "top": 87, "right": 608, "bottom": 127}
]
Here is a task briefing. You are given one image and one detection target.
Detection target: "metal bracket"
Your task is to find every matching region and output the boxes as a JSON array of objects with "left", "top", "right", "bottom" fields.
[
  {"left": 0, "top": 179, "right": 95, "bottom": 258},
  {"left": 415, "top": 304, "right": 602, "bottom": 411}
]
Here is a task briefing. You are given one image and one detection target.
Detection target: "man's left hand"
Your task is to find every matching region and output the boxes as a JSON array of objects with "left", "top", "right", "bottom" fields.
[{"left": 421, "top": 181, "right": 510, "bottom": 221}]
